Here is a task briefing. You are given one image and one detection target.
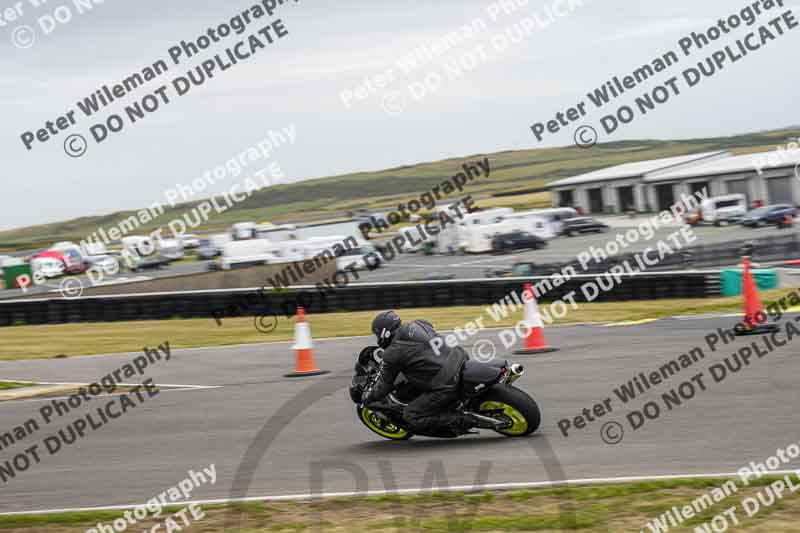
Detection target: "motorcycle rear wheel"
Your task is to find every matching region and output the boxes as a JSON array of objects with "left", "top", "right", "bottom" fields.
[
  {"left": 477, "top": 386, "right": 541, "bottom": 437},
  {"left": 357, "top": 406, "right": 413, "bottom": 440}
]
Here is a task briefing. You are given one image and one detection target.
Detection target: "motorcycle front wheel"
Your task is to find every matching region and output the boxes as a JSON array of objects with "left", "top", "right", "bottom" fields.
[
  {"left": 477, "top": 386, "right": 541, "bottom": 437},
  {"left": 357, "top": 406, "right": 413, "bottom": 440}
]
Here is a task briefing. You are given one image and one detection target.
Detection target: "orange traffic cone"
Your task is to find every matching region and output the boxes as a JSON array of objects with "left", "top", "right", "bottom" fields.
[
  {"left": 735, "top": 257, "right": 779, "bottom": 336},
  {"left": 514, "top": 284, "right": 559, "bottom": 354},
  {"left": 284, "top": 307, "right": 330, "bottom": 377}
]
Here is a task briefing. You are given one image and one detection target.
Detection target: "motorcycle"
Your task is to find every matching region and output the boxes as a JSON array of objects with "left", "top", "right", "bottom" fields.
[{"left": 349, "top": 346, "right": 541, "bottom": 440}]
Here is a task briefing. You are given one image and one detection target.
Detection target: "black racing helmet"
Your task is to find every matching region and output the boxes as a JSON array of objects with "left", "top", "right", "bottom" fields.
[{"left": 372, "top": 310, "right": 401, "bottom": 348}]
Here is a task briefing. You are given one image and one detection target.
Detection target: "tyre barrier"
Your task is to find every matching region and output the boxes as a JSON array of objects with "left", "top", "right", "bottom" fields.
[{"left": 0, "top": 272, "right": 721, "bottom": 327}]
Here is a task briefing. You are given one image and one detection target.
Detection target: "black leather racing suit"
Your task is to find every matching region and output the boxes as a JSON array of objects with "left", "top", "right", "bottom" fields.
[{"left": 362, "top": 320, "right": 470, "bottom": 437}]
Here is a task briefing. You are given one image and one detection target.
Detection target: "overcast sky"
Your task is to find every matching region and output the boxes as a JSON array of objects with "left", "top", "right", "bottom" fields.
[{"left": 2, "top": 0, "right": 799, "bottom": 231}]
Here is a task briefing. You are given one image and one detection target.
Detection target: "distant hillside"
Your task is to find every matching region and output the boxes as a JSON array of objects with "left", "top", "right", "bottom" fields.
[{"left": 2, "top": 128, "right": 797, "bottom": 252}]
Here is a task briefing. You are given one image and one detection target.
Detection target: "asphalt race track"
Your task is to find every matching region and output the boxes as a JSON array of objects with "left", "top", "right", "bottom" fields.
[{"left": 1, "top": 315, "right": 798, "bottom": 513}]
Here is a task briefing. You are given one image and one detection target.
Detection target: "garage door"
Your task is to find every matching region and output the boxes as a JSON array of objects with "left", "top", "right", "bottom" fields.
[
  {"left": 587, "top": 188, "right": 604, "bottom": 213},
  {"left": 689, "top": 181, "right": 710, "bottom": 197},
  {"left": 766, "top": 176, "right": 794, "bottom": 204},
  {"left": 655, "top": 184, "right": 675, "bottom": 212},
  {"left": 617, "top": 186, "right": 635, "bottom": 212},
  {"left": 726, "top": 179, "right": 750, "bottom": 205},
  {"left": 558, "top": 190, "right": 574, "bottom": 207}
]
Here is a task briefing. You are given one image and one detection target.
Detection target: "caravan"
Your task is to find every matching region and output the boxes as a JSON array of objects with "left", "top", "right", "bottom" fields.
[
  {"left": 502, "top": 211, "right": 558, "bottom": 240},
  {"left": 529, "top": 208, "right": 579, "bottom": 235},
  {"left": 456, "top": 208, "right": 514, "bottom": 253},
  {"left": 458, "top": 220, "right": 520, "bottom": 253},
  {"left": 256, "top": 224, "right": 298, "bottom": 242},
  {"left": 232, "top": 222, "right": 257, "bottom": 240},
  {"left": 686, "top": 194, "right": 747, "bottom": 226},
  {"left": 121, "top": 236, "right": 156, "bottom": 257},
  {"left": 399, "top": 226, "right": 430, "bottom": 253}
]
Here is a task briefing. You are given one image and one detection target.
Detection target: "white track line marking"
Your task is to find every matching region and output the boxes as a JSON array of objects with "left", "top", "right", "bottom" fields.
[
  {"left": 0, "top": 385, "right": 222, "bottom": 405},
  {"left": 3, "top": 470, "right": 798, "bottom": 516},
  {"left": 8, "top": 380, "right": 217, "bottom": 389}
]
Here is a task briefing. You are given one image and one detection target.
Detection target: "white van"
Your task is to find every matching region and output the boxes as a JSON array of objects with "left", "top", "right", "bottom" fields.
[
  {"left": 696, "top": 194, "right": 747, "bottom": 226},
  {"left": 216, "top": 240, "right": 280, "bottom": 270}
]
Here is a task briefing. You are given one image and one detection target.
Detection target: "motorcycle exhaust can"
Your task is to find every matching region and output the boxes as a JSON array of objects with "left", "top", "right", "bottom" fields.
[{"left": 506, "top": 364, "right": 525, "bottom": 384}]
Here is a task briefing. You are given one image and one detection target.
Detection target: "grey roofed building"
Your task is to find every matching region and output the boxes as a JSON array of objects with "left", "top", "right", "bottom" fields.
[
  {"left": 644, "top": 150, "right": 800, "bottom": 211},
  {"left": 546, "top": 151, "right": 729, "bottom": 214}
]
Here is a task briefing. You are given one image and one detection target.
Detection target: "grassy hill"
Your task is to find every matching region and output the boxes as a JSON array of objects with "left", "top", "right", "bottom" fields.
[{"left": 2, "top": 128, "right": 797, "bottom": 252}]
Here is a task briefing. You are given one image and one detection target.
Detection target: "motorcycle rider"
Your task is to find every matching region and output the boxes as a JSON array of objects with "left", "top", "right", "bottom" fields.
[{"left": 361, "top": 310, "right": 505, "bottom": 437}]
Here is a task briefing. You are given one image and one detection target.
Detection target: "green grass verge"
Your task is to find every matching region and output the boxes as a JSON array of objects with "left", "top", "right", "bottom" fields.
[
  {"left": 0, "top": 382, "right": 37, "bottom": 391},
  {"left": 1, "top": 476, "right": 798, "bottom": 532},
  {"left": 0, "top": 288, "right": 794, "bottom": 361}
]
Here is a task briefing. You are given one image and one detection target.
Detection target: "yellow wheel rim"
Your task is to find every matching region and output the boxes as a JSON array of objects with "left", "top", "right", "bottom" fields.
[
  {"left": 479, "top": 401, "right": 529, "bottom": 436},
  {"left": 360, "top": 408, "right": 410, "bottom": 439}
]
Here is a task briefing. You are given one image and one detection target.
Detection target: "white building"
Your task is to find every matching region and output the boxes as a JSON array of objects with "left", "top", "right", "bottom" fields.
[
  {"left": 547, "top": 151, "right": 727, "bottom": 213},
  {"left": 643, "top": 151, "right": 800, "bottom": 211}
]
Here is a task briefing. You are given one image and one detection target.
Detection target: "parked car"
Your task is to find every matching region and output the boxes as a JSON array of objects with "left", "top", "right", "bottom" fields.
[
  {"left": 490, "top": 231, "right": 547, "bottom": 254},
  {"left": 30, "top": 256, "right": 65, "bottom": 279},
  {"left": 129, "top": 254, "right": 171, "bottom": 272},
  {"left": 741, "top": 204, "right": 797, "bottom": 227},
  {"left": 181, "top": 234, "right": 201, "bottom": 249},
  {"left": 561, "top": 217, "right": 610, "bottom": 236},
  {"left": 196, "top": 239, "right": 220, "bottom": 260},
  {"left": 85, "top": 255, "right": 119, "bottom": 273},
  {"left": 336, "top": 244, "right": 384, "bottom": 271}
]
